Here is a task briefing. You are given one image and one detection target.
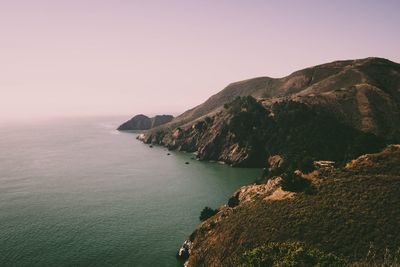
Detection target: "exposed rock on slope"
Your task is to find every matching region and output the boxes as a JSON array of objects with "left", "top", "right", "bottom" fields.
[
  {"left": 183, "top": 145, "right": 400, "bottom": 266},
  {"left": 117, "top": 114, "right": 173, "bottom": 130},
  {"left": 140, "top": 97, "right": 385, "bottom": 168},
  {"left": 139, "top": 58, "right": 400, "bottom": 167},
  {"left": 344, "top": 144, "right": 400, "bottom": 175}
]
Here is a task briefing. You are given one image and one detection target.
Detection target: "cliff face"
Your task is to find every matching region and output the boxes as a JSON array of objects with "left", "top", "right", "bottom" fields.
[
  {"left": 139, "top": 58, "right": 400, "bottom": 167},
  {"left": 182, "top": 145, "right": 400, "bottom": 266},
  {"left": 139, "top": 98, "right": 266, "bottom": 167},
  {"left": 140, "top": 97, "right": 385, "bottom": 169},
  {"left": 117, "top": 114, "right": 173, "bottom": 130}
]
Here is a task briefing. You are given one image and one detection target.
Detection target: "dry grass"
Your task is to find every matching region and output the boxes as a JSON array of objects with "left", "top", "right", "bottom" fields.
[{"left": 186, "top": 146, "right": 400, "bottom": 267}]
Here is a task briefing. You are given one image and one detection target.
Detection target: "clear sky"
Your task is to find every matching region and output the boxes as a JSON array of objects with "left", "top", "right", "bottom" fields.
[{"left": 1, "top": 0, "right": 399, "bottom": 122}]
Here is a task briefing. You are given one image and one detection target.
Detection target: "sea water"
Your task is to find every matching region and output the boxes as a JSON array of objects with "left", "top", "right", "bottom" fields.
[{"left": 0, "top": 117, "right": 260, "bottom": 267}]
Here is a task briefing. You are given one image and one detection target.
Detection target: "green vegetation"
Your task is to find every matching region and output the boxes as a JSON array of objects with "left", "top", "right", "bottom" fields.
[
  {"left": 227, "top": 194, "right": 240, "bottom": 207},
  {"left": 187, "top": 146, "right": 400, "bottom": 266},
  {"left": 199, "top": 206, "right": 218, "bottom": 221},
  {"left": 222, "top": 96, "right": 272, "bottom": 166},
  {"left": 237, "top": 241, "right": 347, "bottom": 267},
  {"left": 351, "top": 243, "right": 400, "bottom": 267},
  {"left": 280, "top": 171, "right": 313, "bottom": 193},
  {"left": 222, "top": 96, "right": 386, "bottom": 172},
  {"left": 155, "top": 130, "right": 166, "bottom": 141}
]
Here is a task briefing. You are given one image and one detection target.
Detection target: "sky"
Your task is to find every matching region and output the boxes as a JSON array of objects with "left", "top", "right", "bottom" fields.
[{"left": 1, "top": 0, "right": 399, "bottom": 122}]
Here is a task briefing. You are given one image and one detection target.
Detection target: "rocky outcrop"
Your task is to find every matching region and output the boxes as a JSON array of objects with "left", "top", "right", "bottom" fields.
[
  {"left": 233, "top": 177, "right": 284, "bottom": 204},
  {"left": 268, "top": 155, "right": 284, "bottom": 170},
  {"left": 182, "top": 145, "right": 400, "bottom": 266},
  {"left": 344, "top": 144, "right": 400, "bottom": 175},
  {"left": 117, "top": 114, "right": 173, "bottom": 130},
  {"left": 138, "top": 98, "right": 270, "bottom": 167},
  {"left": 177, "top": 239, "right": 192, "bottom": 266},
  {"left": 139, "top": 97, "right": 386, "bottom": 170}
]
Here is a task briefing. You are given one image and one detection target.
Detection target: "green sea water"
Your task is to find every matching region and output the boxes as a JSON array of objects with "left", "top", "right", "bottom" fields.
[{"left": 0, "top": 117, "right": 261, "bottom": 267}]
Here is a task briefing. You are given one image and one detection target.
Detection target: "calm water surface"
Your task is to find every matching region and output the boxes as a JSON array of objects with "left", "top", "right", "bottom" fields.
[{"left": 0, "top": 117, "right": 260, "bottom": 267}]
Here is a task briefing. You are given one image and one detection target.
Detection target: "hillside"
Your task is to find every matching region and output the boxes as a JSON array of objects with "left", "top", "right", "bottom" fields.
[
  {"left": 181, "top": 145, "right": 400, "bottom": 267},
  {"left": 131, "top": 58, "right": 400, "bottom": 266},
  {"left": 146, "top": 57, "right": 400, "bottom": 137},
  {"left": 141, "top": 97, "right": 385, "bottom": 170},
  {"left": 138, "top": 58, "right": 400, "bottom": 170}
]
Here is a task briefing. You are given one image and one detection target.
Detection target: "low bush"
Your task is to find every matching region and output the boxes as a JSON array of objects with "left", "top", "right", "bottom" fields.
[
  {"left": 199, "top": 206, "right": 218, "bottom": 221},
  {"left": 227, "top": 194, "right": 240, "bottom": 208},
  {"left": 280, "top": 171, "right": 312, "bottom": 193}
]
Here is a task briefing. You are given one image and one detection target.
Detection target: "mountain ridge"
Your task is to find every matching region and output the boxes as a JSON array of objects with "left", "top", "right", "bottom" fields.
[
  {"left": 147, "top": 57, "right": 400, "bottom": 136},
  {"left": 137, "top": 57, "right": 399, "bottom": 169}
]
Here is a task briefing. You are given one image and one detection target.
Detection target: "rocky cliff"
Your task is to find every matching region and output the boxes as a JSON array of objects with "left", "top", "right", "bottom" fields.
[
  {"left": 132, "top": 58, "right": 400, "bottom": 266},
  {"left": 140, "top": 96, "right": 386, "bottom": 170},
  {"left": 117, "top": 114, "right": 173, "bottom": 130},
  {"left": 181, "top": 145, "right": 400, "bottom": 266},
  {"left": 139, "top": 58, "right": 400, "bottom": 168}
]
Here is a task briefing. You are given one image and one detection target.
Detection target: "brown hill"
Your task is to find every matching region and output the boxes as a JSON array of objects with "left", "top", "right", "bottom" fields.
[
  {"left": 147, "top": 57, "right": 400, "bottom": 137},
  {"left": 137, "top": 58, "right": 399, "bottom": 169}
]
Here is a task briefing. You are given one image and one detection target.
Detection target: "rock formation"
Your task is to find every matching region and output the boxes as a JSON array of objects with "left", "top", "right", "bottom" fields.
[{"left": 117, "top": 114, "right": 173, "bottom": 130}]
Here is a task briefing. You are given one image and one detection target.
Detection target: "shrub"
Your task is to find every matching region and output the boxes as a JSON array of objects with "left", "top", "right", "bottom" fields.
[
  {"left": 227, "top": 194, "right": 240, "bottom": 208},
  {"left": 280, "top": 171, "right": 311, "bottom": 192},
  {"left": 204, "top": 116, "right": 213, "bottom": 124},
  {"left": 352, "top": 244, "right": 400, "bottom": 267},
  {"left": 239, "top": 241, "right": 347, "bottom": 267},
  {"left": 199, "top": 206, "right": 218, "bottom": 221}
]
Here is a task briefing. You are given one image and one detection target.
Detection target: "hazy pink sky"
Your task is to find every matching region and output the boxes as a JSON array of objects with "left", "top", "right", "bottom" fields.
[{"left": 1, "top": 0, "right": 399, "bottom": 122}]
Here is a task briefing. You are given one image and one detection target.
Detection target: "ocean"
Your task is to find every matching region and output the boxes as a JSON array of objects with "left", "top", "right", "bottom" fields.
[{"left": 0, "top": 117, "right": 260, "bottom": 266}]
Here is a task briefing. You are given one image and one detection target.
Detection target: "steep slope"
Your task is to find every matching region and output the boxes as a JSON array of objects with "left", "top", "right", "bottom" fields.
[
  {"left": 138, "top": 58, "right": 399, "bottom": 169},
  {"left": 147, "top": 57, "right": 400, "bottom": 137},
  {"left": 140, "top": 97, "right": 385, "bottom": 169},
  {"left": 181, "top": 145, "right": 400, "bottom": 267}
]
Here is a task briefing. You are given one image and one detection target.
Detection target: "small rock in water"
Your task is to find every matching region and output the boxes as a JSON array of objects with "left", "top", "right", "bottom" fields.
[
  {"left": 149, "top": 145, "right": 153, "bottom": 148},
  {"left": 167, "top": 153, "right": 171, "bottom": 155},
  {"left": 177, "top": 240, "right": 192, "bottom": 261},
  {"left": 185, "top": 162, "right": 189, "bottom": 164}
]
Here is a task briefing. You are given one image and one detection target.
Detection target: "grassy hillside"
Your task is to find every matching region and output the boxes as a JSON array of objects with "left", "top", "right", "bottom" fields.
[{"left": 185, "top": 145, "right": 400, "bottom": 267}]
